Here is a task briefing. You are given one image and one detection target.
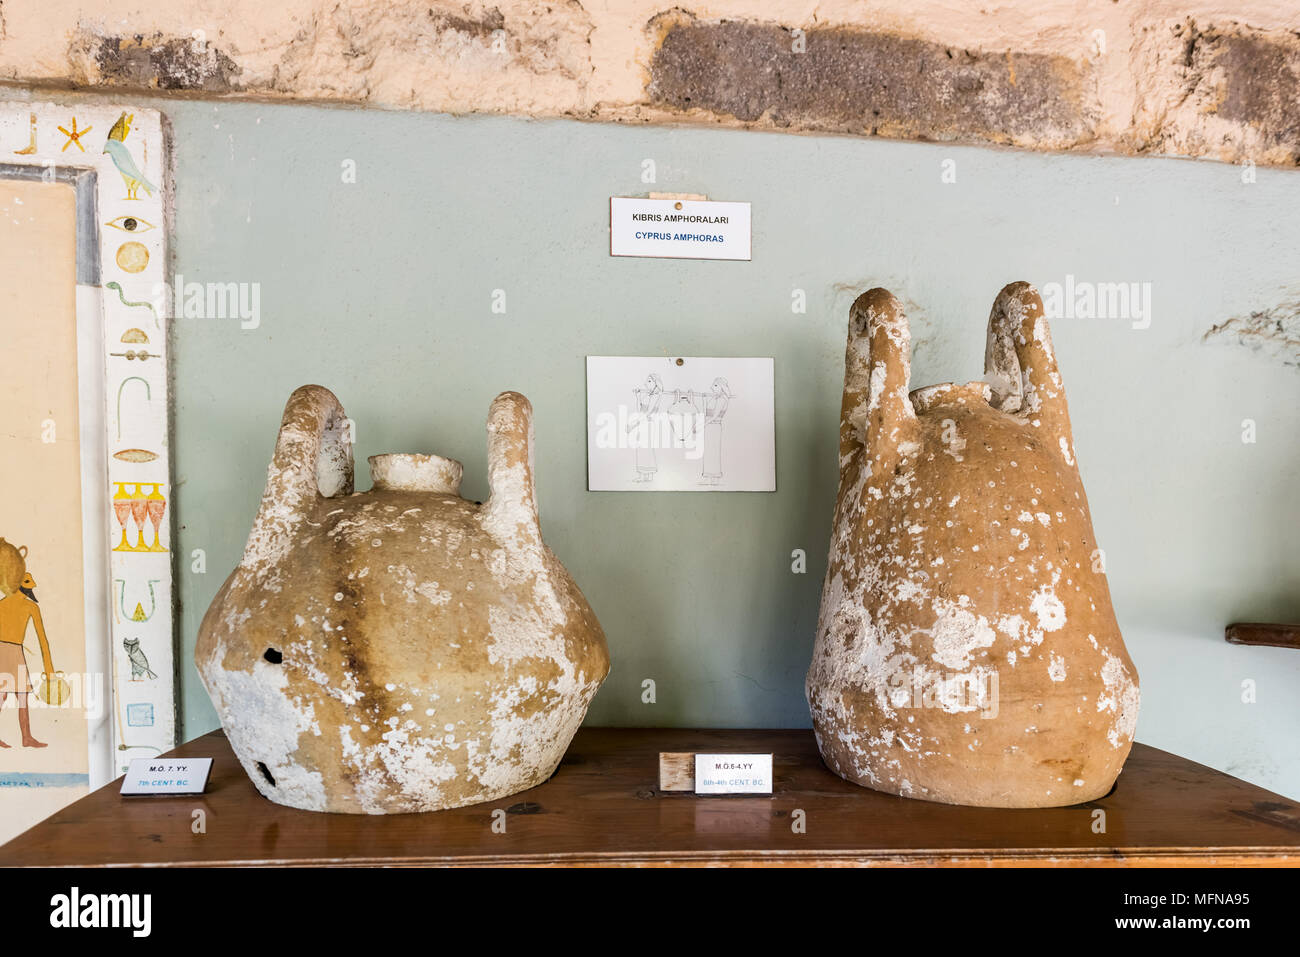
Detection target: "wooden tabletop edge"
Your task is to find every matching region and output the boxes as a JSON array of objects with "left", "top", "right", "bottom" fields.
[{"left": 8, "top": 846, "right": 1299, "bottom": 868}]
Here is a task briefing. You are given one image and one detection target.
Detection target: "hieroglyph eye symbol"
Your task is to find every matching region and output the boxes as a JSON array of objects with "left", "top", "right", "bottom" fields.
[{"left": 106, "top": 215, "right": 156, "bottom": 233}]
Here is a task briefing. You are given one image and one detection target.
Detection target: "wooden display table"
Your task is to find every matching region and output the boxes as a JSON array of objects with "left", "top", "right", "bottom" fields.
[{"left": 3, "top": 728, "right": 1298, "bottom": 867}]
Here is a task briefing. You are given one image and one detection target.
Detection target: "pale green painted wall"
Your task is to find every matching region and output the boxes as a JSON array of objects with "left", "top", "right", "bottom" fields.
[{"left": 155, "top": 102, "right": 1298, "bottom": 796}]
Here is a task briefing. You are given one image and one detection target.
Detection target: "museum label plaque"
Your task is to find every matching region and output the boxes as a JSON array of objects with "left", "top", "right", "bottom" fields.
[
  {"left": 609, "top": 197, "right": 751, "bottom": 260},
  {"left": 119, "top": 758, "right": 213, "bottom": 796},
  {"left": 694, "top": 754, "right": 773, "bottom": 794}
]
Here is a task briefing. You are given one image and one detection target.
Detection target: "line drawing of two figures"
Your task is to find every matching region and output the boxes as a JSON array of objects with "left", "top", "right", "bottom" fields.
[{"left": 628, "top": 374, "right": 733, "bottom": 486}]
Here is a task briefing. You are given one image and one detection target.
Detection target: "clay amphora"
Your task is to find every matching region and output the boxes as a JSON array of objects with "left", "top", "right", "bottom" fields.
[
  {"left": 196, "top": 386, "right": 609, "bottom": 813},
  {"left": 806, "top": 283, "right": 1139, "bottom": 808}
]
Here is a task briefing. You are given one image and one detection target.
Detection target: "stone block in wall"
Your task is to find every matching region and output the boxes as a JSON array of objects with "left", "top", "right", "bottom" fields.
[
  {"left": 645, "top": 12, "right": 1097, "bottom": 151},
  {"left": 1131, "top": 17, "right": 1300, "bottom": 166},
  {"left": 62, "top": 2, "right": 595, "bottom": 114}
]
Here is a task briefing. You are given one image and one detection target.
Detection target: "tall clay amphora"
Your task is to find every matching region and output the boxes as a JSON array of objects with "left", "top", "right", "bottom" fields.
[
  {"left": 807, "top": 283, "right": 1139, "bottom": 807},
  {"left": 196, "top": 386, "right": 609, "bottom": 813}
]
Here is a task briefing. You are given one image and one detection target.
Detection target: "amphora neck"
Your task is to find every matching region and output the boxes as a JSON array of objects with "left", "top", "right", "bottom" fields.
[{"left": 368, "top": 453, "right": 463, "bottom": 495}]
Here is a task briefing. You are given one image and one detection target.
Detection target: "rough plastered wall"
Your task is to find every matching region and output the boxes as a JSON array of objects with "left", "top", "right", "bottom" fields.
[{"left": 0, "top": 0, "right": 1298, "bottom": 166}]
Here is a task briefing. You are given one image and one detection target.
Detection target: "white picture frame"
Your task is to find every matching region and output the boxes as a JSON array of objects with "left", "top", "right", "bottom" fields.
[{"left": 0, "top": 101, "right": 173, "bottom": 786}]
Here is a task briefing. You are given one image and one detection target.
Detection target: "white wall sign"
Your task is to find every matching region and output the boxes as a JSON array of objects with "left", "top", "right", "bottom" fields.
[
  {"left": 119, "top": 757, "right": 212, "bottom": 796},
  {"left": 609, "top": 197, "right": 751, "bottom": 261},
  {"left": 586, "top": 356, "right": 775, "bottom": 492},
  {"left": 694, "top": 753, "right": 773, "bottom": 794}
]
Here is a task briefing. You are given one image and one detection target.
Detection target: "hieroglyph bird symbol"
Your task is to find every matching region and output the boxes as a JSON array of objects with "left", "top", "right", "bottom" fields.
[
  {"left": 103, "top": 113, "right": 156, "bottom": 200},
  {"left": 123, "top": 637, "right": 157, "bottom": 680}
]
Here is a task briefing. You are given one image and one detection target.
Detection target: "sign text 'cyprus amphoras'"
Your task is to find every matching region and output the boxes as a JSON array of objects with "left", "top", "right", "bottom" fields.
[
  {"left": 196, "top": 386, "right": 609, "bottom": 813},
  {"left": 807, "top": 283, "right": 1139, "bottom": 808}
]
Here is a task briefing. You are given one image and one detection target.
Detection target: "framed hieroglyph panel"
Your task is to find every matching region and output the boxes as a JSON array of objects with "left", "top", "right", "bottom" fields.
[{"left": 0, "top": 102, "right": 172, "bottom": 840}]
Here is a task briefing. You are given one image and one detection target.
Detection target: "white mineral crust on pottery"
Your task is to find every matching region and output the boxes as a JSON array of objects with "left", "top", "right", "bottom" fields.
[
  {"left": 196, "top": 386, "right": 610, "bottom": 813},
  {"left": 806, "top": 283, "right": 1140, "bottom": 808}
]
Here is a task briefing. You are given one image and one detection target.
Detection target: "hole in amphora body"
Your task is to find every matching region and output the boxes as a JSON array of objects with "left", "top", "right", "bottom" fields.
[
  {"left": 263, "top": 647, "right": 283, "bottom": 664},
  {"left": 257, "top": 762, "right": 276, "bottom": 787}
]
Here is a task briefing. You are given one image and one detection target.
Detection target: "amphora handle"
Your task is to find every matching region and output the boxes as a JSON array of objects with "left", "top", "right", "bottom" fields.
[
  {"left": 239, "top": 385, "right": 354, "bottom": 572},
  {"left": 984, "top": 281, "right": 1074, "bottom": 446},
  {"left": 483, "top": 391, "right": 541, "bottom": 547},
  {"left": 840, "top": 288, "right": 917, "bottom": 477}
]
